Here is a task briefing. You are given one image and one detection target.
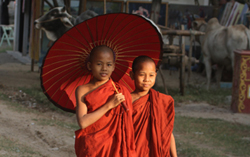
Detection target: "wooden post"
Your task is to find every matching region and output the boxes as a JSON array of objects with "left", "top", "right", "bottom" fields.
[
  {"left": 104, "top": 0, "right": 106, "bottom": 14},
  {"left": 187, "top": 34, "right": 194, "bottom": 83},
  {"left": 64, "top": 0, "right": 71, "bottom": 14},
  {"left": 159, "top": 27, "right": 205, "bottom": 96},
  {"left": 79, "top": 0, "right": 87, "bottom": 14},
  {"left": 22, "top": 0, "right": 31, "bottom": 56},
  {"left": 13, "top": 0, "right": 22, "bottom": 52},
  {"left": 29, "top": 0, "right": 41, "bottom": 72},
  {"left": 52, "top": 0, "right": 59, "bottom": 7},
  {"left": 180, "top": 25, "right": 185, "bottom": 95},
  {"left": 158, "top": 64, "right": 168, "bottom": 94}
]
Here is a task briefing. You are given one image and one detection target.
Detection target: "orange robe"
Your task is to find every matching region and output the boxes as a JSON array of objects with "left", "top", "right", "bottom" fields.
[
  {"left": 75, "top": 79, "right": 136, "bottom": 157},
  {"left": 132, "top": 89, "right": 175, "bottom": 157}
]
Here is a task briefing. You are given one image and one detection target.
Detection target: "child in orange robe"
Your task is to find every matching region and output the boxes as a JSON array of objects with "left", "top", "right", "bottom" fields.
[
  {"left": 75, "top": 45, "right": 136, "bottom": 157},
  {"left": 130, "top": 56, "right": 177, "bottom": 157}
]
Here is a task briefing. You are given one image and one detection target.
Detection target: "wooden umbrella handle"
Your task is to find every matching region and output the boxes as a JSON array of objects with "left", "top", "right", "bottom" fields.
[{"left": 111, "top": 80, "right": 129, "bottom": 111}]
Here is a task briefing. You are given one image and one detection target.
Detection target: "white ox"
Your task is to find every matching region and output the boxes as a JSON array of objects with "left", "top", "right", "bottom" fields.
[
  {"left": 34, "top": 7, "right": 98, "bottom": 41},
  {"left": 192, "top": 17, "right": 250, "bottom": 90}
]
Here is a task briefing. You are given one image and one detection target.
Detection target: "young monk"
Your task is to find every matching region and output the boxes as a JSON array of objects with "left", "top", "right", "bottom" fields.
[
  {"left": 130, "top": 55, "right": 177, "bottom": 157},
  {"left": 75, "top": 45, "right": 136, "bottom": 157}
]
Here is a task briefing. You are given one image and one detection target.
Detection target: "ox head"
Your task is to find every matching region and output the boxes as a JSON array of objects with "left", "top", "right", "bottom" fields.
[
  {"left": 192, "top": 18, "right": 207, "bottom": 31},
  {"left": 34, "top": 6, "right": 74, "bottom": 41},
  {"left": 192, "top": 18, "right": 208, "bottom": 45}
]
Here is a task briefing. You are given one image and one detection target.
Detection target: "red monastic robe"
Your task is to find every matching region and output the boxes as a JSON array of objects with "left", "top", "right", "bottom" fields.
[
  {"left": 132, "top": 89, "right": 175, "bottom": 157},
  {"left": 75, "top": 79, "right": 136, "bottom": 157}
]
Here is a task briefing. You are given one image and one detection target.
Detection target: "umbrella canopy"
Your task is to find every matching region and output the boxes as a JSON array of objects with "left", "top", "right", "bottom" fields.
[{"left": 41, "top": 13, "right": 163, "bottom": 113}]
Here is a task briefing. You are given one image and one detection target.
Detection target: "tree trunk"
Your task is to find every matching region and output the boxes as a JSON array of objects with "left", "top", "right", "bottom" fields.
[{"left": 151, "top": 0, "right": 161, "bottom": 24}]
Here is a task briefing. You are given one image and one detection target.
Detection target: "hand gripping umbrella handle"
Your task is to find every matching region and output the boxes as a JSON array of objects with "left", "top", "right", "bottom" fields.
[
  {"left": 121, "top": 102, "right": 129, "bottom": 111},
  {"left": 111, "top": 80, "right": 129, "bottom": 111}
]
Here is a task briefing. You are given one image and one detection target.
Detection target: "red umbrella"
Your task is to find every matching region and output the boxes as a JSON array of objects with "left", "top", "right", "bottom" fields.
[{"left": 41, "top": 13, "right": 163, "bottom": 113}]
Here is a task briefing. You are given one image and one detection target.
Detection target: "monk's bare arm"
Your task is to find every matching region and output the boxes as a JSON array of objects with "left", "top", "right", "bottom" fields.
[
  {"left": 170, "top": 133, "right": 177, "bottom": 157},
  {"left": 75, "top": 86, "right": 125, "bottom": 129}
]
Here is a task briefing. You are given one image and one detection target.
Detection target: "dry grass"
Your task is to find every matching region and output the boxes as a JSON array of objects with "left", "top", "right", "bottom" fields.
[{"left": 174, "top": 116, "right": 250, "bottom": 157}]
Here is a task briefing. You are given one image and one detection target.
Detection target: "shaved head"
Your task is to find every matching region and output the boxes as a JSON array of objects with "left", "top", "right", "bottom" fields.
[
  {"left": 132, "top": 55, "right": 156, "bottom": 73},
  {"left": 89, "top": 45, "right": 115, "bottom": 62}
]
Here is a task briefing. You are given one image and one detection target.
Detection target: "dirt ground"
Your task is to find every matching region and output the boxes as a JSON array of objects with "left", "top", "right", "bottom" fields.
[
  {"left": 0, "top": 51, "right": 250, "bottom": 156},
  {"left": 0, "top": 52, "right": 77, "bottom": 156}
]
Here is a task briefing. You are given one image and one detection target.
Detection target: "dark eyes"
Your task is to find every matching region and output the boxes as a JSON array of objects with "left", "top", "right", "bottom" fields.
[
  {"left": 96, "top": 63, "right": 112, "bottom": 66},
  {"left": 139, "top": 74, "right": 154, "bottom": 76}
]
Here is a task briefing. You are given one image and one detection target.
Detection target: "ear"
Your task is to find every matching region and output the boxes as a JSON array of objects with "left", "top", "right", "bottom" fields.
[
  {"left": 192, "top": 21, "right": 198, "bottom": 29},
  {"left": 192, "top": 14, "right": 195, "bottom": 21},
  {"left": 62, "top": 6, "right": 66, "bottom": 12},
  {"left": 112, "top": 63, "right": 115, "bottom": 71},
  {"left": 87, "top": 62, "right": 91, "bottom": 71},
  {"left": 130, "top": 71, "right": 134, "bottom": 80}
]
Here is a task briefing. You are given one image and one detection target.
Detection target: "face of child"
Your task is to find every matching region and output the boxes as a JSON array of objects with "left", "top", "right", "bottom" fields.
[
  {"left": 88, "top": 49, "right": 115, "bottom": 82},
  {"left": 132, "top": 61, "right": 156, "bottom": 92}
]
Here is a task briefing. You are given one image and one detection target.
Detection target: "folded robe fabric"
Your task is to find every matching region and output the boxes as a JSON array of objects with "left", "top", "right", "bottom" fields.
[
  {"left": 132, "top": 88, "right": 175, "bottom": 157},
  {"left": 75, "top": 79, "right": 136, "bottom": 157}
]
